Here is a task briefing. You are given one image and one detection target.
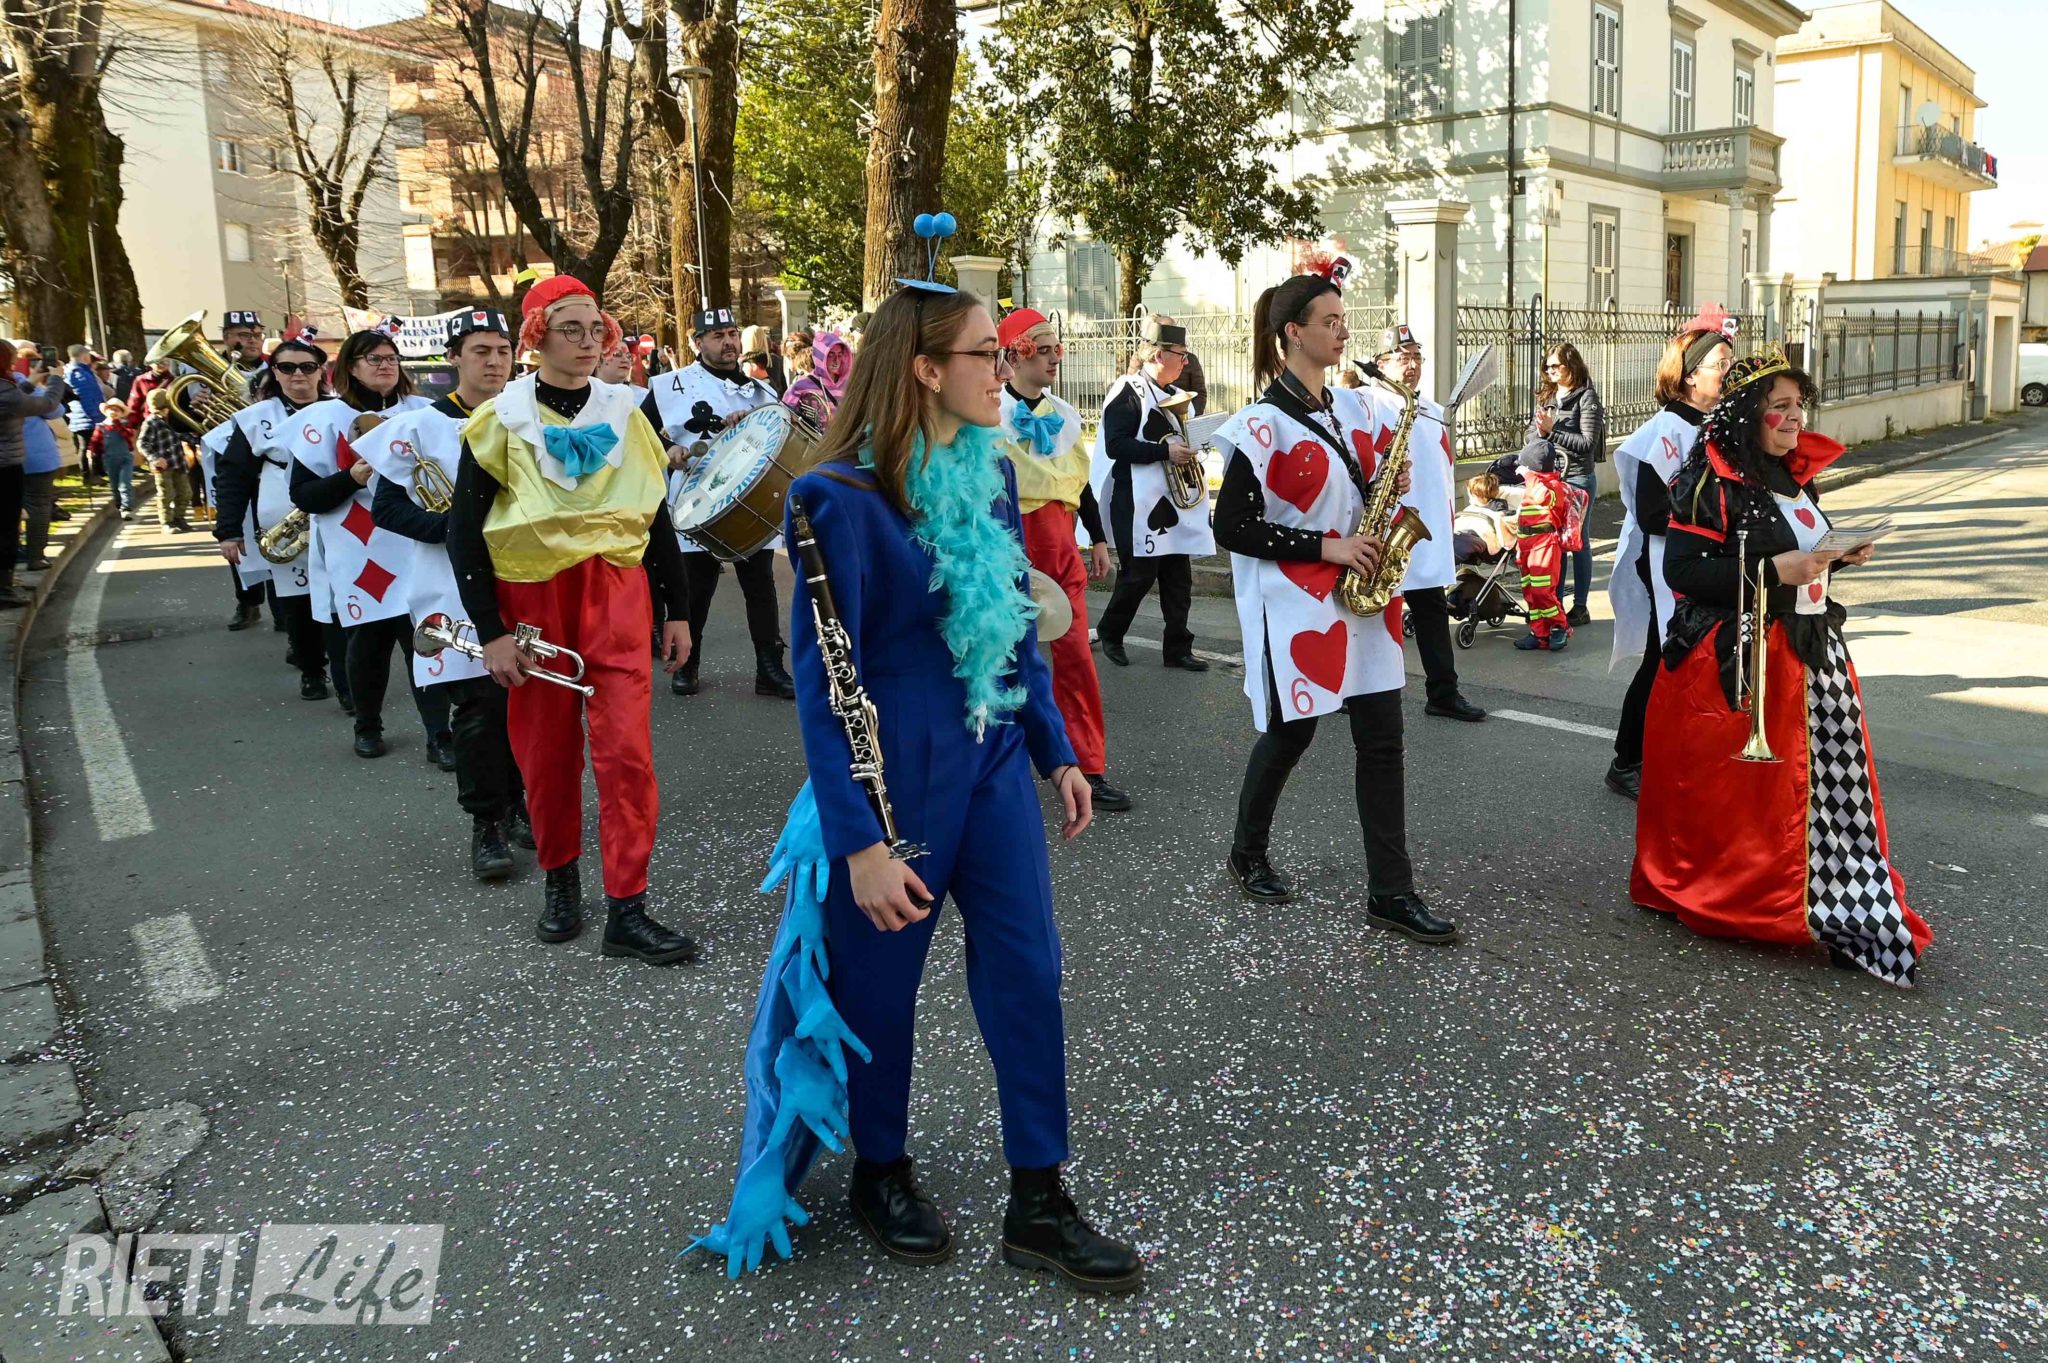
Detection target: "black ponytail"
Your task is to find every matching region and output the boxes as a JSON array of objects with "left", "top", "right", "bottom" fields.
[{"left": 1252, "top": 274, "right": 1342, "bottom": 394}]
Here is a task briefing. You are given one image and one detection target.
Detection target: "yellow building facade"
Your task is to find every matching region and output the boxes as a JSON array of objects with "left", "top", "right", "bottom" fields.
[{"left": 1772, "top": 1, "right": 1997, "bottom": 282}]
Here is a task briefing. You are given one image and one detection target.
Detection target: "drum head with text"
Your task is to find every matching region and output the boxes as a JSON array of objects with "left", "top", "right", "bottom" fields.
[{"left": 668, "top": 405, "right": 790, "bottom": 535}]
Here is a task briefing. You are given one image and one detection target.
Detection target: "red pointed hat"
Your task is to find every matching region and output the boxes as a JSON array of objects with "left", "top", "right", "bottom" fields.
[
  {"left": 998, "top": 307, "right": 1051, "bottom": 349},
  {"left": 522, "top": 275, "right": 596, "bottom": 317}
]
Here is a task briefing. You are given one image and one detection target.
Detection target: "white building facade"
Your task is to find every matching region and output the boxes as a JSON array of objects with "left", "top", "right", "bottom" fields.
[{"left": 1024, "top": 0, "right": 1807, "bottom": 322}]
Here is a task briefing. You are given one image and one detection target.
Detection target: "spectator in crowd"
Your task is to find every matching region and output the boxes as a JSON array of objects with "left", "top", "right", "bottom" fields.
[
  {"left": 0, "top": 339, "right": 59, "bottom": 607},
  {"left": 89, "top": 399, "right": 139, "bottom": 521},
  {"left": 110, "top": 349, "right": 144, "bottom": 403},
  {"left": 740, "top": 324, "right": 783, "bottom": 393},
  {"left": 138, "top": 389, "right": 195, "bottom": 532},
  {"left": 1528, "top": 342, "right": 1606, "bottom": 627},
  {"left": 1177, "top": 344, "right": 1209, "bottom": 416},
  {"left": 11, "top": 342, "right": 38, "bottom": 377},
  {"left": 846, "top": 310, "right": 872, "bottom": 354},
  {"left": 61, "top": 346, "right": 103, "bottom": 481},
  {"left": 19, "top": 363, "right": 66, "bottom": 571},
  {"left": 595, "top": 339, "right": 637, "bottom": 386},
  {"left": 126, "top": 357, "right": 174, "bottom": 431}
]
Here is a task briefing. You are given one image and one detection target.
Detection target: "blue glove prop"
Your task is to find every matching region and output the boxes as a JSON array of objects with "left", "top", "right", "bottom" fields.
[{"left": 765, "top": 1040, "right": 853, "bottom": 1153}]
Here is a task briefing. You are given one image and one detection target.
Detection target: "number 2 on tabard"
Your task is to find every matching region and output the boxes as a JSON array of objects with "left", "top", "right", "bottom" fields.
[
  {"left": 345, "top": 596, "right": 363, "bottom": 622},
  {"left": 1290, "top": 677, "right": 1314, "bottom": 715}
]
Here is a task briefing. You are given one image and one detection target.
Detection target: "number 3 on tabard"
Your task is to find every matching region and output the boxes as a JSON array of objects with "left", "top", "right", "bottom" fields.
[
  {"left": 426, "top": 650, "right": 445, "bottom": 678},
  {"left": 1290, "top": 676, "right": 1314, "bottom": 715},
  {"left": 289, "top": 563, "right": 308, "bottom": 589},
  {"left": 345, "top": 596, "right": 363, "bottom": 622}
]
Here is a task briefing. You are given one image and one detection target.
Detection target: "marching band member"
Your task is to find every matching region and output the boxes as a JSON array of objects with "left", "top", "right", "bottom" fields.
[
  {"left": 1370, "top": 324, "right": 1485, "bottom": 721},
  {"left": 366, "top": 309, "right": 532, "bottom": 882},
  {"left": 288, "top": 330, "right": 449, "bottom": 762},
  {"left": 1633, "top": 349, "right": 1929, "bottom": 986},
  {"left": 212, "top": 338, "right": 348, "bottom": 708},
  {"left": 642, "top": 306, "right": 794, "bottom": 700},
  {"left": 782, "top": 329, "right": 852, "bottom": 431},
  {"left": 1210, "top": 269, "right": 1458, "bottom": 945},
  {"left": 445, "top": 275, "right": 698, "bottom": 963},
  {"left": 995, "top": 307, "right": 1131, "bottom": 812},
  {"left": 1090, "top": 316, "right": 1213, "bottom": 672},
  {"left": 694, "top": 282, "right": 1139, "bottom": 1294},
  {"left": 213, "top": 309, "right": 272, "bottom": 628},
  {"left": 1605, "top": 327, "right": 1731, "bottom": 799}
]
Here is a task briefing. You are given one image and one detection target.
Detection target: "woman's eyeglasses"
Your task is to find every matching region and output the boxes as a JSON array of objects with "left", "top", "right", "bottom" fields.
[
  {"left": 548, "top": 323, "right": 604, "bottom": 344},
  {"left": 931, "top": 347, "right": 1014, "bottom": 375},
  {"left": 272, "top": 361, "right": 321, "bottom": 376},
  {"left": 357, "top": 353, "right": 401, "bottom": 368}
]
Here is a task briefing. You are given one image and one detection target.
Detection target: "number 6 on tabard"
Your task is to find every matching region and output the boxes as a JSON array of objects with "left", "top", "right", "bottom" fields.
[
  {"left": 345, "top": 596, "right": 363, "bottom": 622},
  {"left": 1290, "top": 676, "right": 1314, "bottom": 714}
]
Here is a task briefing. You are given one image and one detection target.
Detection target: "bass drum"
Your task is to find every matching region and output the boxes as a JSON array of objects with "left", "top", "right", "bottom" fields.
[{"left": 667, "top": 404, "right": 823, "bottom": 560}]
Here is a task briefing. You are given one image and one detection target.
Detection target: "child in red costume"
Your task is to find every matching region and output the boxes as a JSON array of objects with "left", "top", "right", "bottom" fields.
[{"left": 1514, "top": 469, "right": 1572, "bottom": 651}]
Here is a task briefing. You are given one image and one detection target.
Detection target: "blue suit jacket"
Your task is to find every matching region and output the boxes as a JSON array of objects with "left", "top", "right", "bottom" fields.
[{"left": 784, "top": 457, "right": 1077, "bottom": 862}]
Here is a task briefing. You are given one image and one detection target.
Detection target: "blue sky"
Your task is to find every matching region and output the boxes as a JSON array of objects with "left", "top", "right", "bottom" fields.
[{"left": 299, "top": 0, "right": 2043, "bottom": 244}]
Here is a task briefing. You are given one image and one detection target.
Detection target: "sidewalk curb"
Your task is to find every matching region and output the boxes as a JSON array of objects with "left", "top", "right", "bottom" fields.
[
  {"left": 1812, "top": 426, "right": 2004, "bottom": 494},
  {"left": 0, "top": 500, "right": 175, "bottom": 1361}
]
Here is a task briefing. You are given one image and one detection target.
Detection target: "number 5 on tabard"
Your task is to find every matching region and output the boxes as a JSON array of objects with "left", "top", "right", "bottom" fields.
[{"left": 1143, "top": 533, "right": 1156, "bottom": 555}]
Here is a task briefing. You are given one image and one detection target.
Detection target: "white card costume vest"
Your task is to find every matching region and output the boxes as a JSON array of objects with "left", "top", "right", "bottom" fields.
[
  {"left": 1608, "top": 407, "right": 1701, "bottom": 671},
  {"left": 1774, "top": 486, "right": 1833, "bottom": 615},
  {"left": 1214, "top": 391, "right": 1408, "bottom": 732},
  {"left": 649, "top": 362, "right": 779, "bottom": 555},
  {"left": 1090, "top": 374, "right": 1215, "bottom": 559},
  {"left": 201, "top": 412, "right": 270, "bottom": 591},
  {"left": 359, "top": 404, "right": 487, "bottom": 687},
  {"left": 1357, "top": 386, "right": 1458, "bottom": 592},
  {"left": 287, "top": 395, "right": 431, "bottom": 626}
]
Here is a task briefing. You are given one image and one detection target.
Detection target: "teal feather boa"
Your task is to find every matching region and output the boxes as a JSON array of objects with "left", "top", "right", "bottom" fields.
[{"left": 862, "top": 424, "right": 1034, "bottom": 738}]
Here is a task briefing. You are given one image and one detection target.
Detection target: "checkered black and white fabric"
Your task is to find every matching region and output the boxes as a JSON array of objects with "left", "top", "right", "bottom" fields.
[{"left": 1805, "top": 631, "right": 1918, "bottom": 986}]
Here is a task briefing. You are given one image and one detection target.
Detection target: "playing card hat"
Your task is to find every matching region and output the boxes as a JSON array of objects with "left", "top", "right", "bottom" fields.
[
  {"left": 691, "top": 306, "right": 738, "bottom": 336},
  {"left": 1377, "top": 322, "right": 1421, "bottom": 355},
  {"left": 223, "top": 310, "right": 262, "bottom": 329}
]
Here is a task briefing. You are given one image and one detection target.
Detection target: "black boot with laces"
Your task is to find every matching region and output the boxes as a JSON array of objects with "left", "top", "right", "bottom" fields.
[
  {"left": 1001, "top": 1166, "right": 1143, "bottom": 1294},
  {"left": 849, "top": 1156, "right": 952, "bottom": 1265},
  {"left": 537, "top": 861, "right": 582, "bottom": 943}
]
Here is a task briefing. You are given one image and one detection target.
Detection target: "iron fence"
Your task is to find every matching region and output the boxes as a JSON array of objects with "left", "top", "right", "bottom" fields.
[{"left": 1817, "top": 310, "right": 1960, "bottom": 402}]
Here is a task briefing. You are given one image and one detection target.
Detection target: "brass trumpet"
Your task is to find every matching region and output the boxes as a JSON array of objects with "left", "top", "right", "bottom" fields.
[
  {"left": 1733, "top": 528, "right": 1780, "bottom": 763},
  {"left": 257, "top": 508, "right": 310, "bottom": 563},
  {"left": 1155, "top": 389, "right": 1208, "bottom": 510},
  {"left": 405, "top": 441, "right": 455, "bottom": 514},
  {"left": 414, "top": 613, "right": 594, "bottom": 697}
]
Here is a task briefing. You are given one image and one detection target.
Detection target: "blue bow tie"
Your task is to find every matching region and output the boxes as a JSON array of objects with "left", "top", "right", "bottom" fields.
[
  {"left": 1011, "top": 402, "right": 1063, "bottom": 457},
  {"left": 543, "top": 423, "right": 619, "bottom": 478}
]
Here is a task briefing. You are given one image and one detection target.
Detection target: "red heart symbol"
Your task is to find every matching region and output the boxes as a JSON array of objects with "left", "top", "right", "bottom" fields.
[
  {"left": 1289, "top": 620, "right": 1349, "bottom": 695},
  {"left": 1267, "top": 439, "right": 1330, "bottom": 514},
  {"left": 1384, "top": 597, "right": 1406, "bottom": 645},
  {"left": 1807, "top": 581, "right": 1824, "bottom": 603},
  {"left": 1795, "top": 507, "right": 1816, "bottom": 528},
  {"left": 1279, "top": 532, "right": 1341, "bottom": 600},
  {"left": 1440, "top": 430, "right": 1453, "bottom": 462},
  {"left": 1349, "top": 428, "right": 1379, "bottom": 483}
]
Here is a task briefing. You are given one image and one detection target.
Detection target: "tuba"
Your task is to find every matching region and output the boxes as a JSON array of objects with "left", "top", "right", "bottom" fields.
[
  {"left": 1732, "top": 528, "right": 1780, "bottom": 763},
  {"left": 144, "top": 311, "right": 250, "bottom": 435},
  {"left": 1336, "top": 361, "right": 1434, "bottom": 617},
  {"left": 1155, "top": 389, "right": 1207, "bottom": 510}
]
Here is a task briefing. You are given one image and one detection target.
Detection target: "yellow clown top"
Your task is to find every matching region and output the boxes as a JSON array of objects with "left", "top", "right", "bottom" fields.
[
  {"left": 464, "top": 375, "right": 669, "bottom": 582},
  {"left": 996, "top": 386, "right": 1089, "bottom": 515}
]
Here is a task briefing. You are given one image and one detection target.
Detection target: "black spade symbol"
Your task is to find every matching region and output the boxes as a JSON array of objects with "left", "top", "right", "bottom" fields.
[{"left": 1146, "top": 496, "right": 1179, "bottom": 533}]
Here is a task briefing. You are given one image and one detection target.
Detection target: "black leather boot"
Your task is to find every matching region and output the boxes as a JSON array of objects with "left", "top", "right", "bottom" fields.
[
  {"left": 849, "top": 1156, "right": 952, "bottom": 1265},
  {"left": 504, "top": 801, "right": 535, "bottom": 851},
  {"left": 600, "top": 894, "right": 696, "bottom": 965},
  {"left": 226, "top": 602, "right": 261, "bottom": 631},
  {"left": 1604, "top": 760, "right": 1641, "bottom": 801},
  {"left": 1085, "top": 774, "right": 1132, "bottom": 812},
  {"left": 1001, "top": 1166, "right": 1143, "bottom": 1294},
  {"left": 1366, "top": 892, "right": 1460, "bottom": 944},
  {"left": 754, "top": 645, "right": 796, "bottom": 699},
  {"left": 538, "top": 862, "right": 582, "bottom": 943},
  {"left": 470, "top": 817, "right": 514, "bottom": 882},
  {"left": 299, "top": 674, "right": 329, "bottom": 702},
  {"left": 670, "top": 657, "right": 700, "bottom": 696},
  {"left": 1228, "top": 849, "right": 1294, "bottom": 903}
]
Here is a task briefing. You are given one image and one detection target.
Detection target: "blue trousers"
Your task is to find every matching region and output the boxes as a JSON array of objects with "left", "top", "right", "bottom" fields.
[{"left": 822, "top": 735, "right": 1069, "bottom": 1170}]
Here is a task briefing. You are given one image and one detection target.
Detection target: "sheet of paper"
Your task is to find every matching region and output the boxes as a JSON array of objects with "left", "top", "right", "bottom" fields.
[{"left": 1812, "top": 520, "right": 1895, "bottom": 555}]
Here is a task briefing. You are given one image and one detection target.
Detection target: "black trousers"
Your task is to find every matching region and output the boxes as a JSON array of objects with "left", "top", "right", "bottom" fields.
[
  {"left": 1233, "top": 664, "right": 1413, "bottom": 897},
  {"left": 232, "top": 564, "right": 263, "bottom": 608},
  {"left": 272, "top": 593, "right": 330, "bottom": 685},
  {"left": 345, "top": 615, "right": 449, "bottom": 741},
  {"left": 0, "top": 465, "right": 23, "bottom": 590},
  {"left": 1613, "top": 608, "right": 1661, "bottom": 769},
  {"left": 445, "top": 676, "right": 523, "bottom": 820},
  {"left": 685, "top": 549, "right": 782, "bottom": 658},
  {"left": 1097, "top": 552, "right": 1194, "bottom": 659},
  {"left": 1404, "top": 584, "right": 1460, "bottom": 706}
]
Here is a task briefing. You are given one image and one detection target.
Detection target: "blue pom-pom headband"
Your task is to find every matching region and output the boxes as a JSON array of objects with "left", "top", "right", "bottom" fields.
[{"left": 894, "top": 211, "right": 958, "bottom": 295}]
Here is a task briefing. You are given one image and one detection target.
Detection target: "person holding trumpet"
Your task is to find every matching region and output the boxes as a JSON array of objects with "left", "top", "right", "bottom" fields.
[
  {"left": 365, "top": 308, "right": 531, "bottom": 884},
  {"left": 444, "top": 276, "right": 699, "bottom": 963},
  {"left": 1631, "top": 347, "right": 1930, "bottom": 987}
]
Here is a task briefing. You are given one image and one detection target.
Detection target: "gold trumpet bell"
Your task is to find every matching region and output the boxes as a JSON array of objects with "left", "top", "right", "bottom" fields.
[{"left": 412, "top": 453, "right": 455, "bottom": 514}]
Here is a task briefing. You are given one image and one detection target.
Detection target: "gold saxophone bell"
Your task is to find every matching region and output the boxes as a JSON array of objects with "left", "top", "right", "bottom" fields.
[
  {"left": 407, "top": 443, "right": 455, "bottom": 514},
  {"left": 1733, "top": 528, "right": 1780, "bottom": 763},
  {"left": 413, "top": 613, "right": 594, "bottom": 697},
  {"left": 1156, "top": 389, "right": 1207, "bottom": 510},
  {"left": 145, "top": 311, "right": 251, "bottom": 436},
  {"left": 257, "top": 508, "right": 310, "bottom": 563}
]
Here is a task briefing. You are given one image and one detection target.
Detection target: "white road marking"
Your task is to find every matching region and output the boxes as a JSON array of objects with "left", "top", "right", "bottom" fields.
[
  {"left": 66, "top": 530, "right": 154, "bottom": 840},
  {"left": 132, "top": 913, "right": 223, "bottom": 1011},
  {"left": 1491, "top": 708, "right": 1616, "bottom": 740},
  {"left": 1107, "top": 634, "right": 1245, "bottom": 667},
  {"left": 2030, "top": 813, "right": 2048, "bottom": 830}
]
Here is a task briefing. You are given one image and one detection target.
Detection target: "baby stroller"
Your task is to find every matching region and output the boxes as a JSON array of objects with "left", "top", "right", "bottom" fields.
[{"left": 1404, "top": 500, "right": 1527, "bottom": 648}]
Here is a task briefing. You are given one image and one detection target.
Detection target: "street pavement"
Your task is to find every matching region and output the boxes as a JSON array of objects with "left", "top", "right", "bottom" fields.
[{"left": 17, "top": 413, "right": 2048, "bottom": 1361}]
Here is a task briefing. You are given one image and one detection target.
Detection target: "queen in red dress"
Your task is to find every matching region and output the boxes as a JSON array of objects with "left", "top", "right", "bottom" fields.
[{"left": 1631, "top": 351, "right": 1931, "bottom": 986}]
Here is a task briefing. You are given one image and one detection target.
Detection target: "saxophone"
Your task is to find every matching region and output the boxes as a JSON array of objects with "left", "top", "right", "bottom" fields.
[{"left": 1336, "top": 361, "right": 1435, "bottom": 617}]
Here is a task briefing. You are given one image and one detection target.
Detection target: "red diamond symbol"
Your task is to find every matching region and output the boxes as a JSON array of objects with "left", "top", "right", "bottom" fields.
[
  {"left": 342, "top": 501, "right": 376, "bottom": 545},
  {"left": 355, "top": 560, "right": 397, "bottom": 602},
  {"left": 336, "top": 433, "right": 359, "bottom": 470}
]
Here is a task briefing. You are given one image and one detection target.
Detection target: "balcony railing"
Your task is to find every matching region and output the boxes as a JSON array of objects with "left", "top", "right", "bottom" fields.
[
  {"left": 1887, "top": 245, "right": 2015, "bottom": 279},
  {"left": 1660, "top": 126, "right": 1782, "bottom": 195},
  {"left": 1894, "top": 124, "right": 1997, "bottom": 184}
]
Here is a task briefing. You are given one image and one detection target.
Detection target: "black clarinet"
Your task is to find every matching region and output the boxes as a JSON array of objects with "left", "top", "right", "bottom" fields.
[{"left": 788, "top": 494, "right": 927, "bottom": 862}]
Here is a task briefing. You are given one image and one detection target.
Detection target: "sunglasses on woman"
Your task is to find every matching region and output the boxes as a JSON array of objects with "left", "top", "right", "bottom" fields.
[{"left": 272, "top": 360, "right": 322, "bottom": 376}]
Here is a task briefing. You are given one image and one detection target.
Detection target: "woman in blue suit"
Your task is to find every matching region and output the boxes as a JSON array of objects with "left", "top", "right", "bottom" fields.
[{"left": 784, "top": 286, "right": 1140, "bottom": 1292}]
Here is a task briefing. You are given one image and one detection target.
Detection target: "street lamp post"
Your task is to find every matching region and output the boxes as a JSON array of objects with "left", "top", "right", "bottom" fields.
[{"left": 276, "top": 254, "right": 295, "bottom": 322}]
